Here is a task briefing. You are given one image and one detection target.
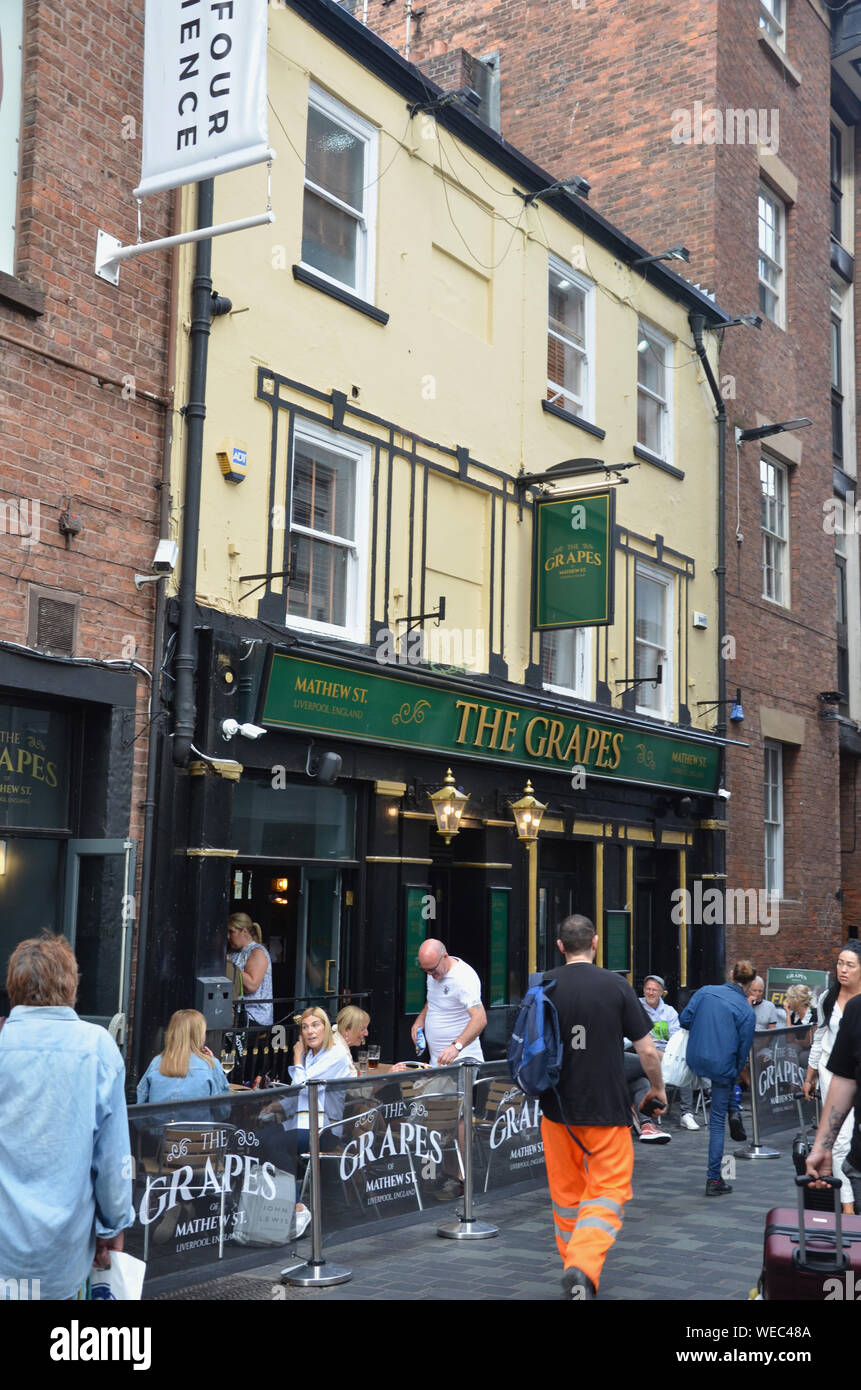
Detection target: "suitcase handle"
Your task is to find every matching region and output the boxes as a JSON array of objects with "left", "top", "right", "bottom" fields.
[{"left": 794, "top": 1175, "right": 847, "bottom": 1273}]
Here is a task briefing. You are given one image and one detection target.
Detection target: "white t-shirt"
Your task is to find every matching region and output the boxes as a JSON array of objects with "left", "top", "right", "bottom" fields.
[{"left": 424, "top": 957, "right": 484, "bottom": 1065}]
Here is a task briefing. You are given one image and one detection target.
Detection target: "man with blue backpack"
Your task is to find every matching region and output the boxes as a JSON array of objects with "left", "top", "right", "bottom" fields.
[{"left": 510, "top": 914, "right": 665, "bottom": 1300}]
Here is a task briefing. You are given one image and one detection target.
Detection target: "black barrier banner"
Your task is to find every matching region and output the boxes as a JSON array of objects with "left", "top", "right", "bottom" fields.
[
  {"left": 127, "top": 1061, "right": 550, "bottom": 1289},
  {"left": 749, "top": 1025, "right": 815, "bottom": 1137},
  {"left": 472, "top": 1062, "right": 546, "bottom": 1195}
]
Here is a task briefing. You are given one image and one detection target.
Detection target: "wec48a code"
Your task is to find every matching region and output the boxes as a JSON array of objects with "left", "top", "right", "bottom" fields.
[{"left": 685, "top": 1327, "right": 811, "bottom": 1340}]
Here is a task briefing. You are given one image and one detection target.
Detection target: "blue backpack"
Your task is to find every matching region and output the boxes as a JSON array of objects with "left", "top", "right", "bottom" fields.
[{"left": 508, "top": 975, "right": 590, "bottom": 1154}]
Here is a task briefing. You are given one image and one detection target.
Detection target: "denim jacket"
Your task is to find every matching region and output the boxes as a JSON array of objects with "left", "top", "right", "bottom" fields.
[
  {"left": 0, "top": 1006, "right": 134, "bottom": 1300},
  {"left": 680, "top": 983, "right": 757, "bottom": 1084}
]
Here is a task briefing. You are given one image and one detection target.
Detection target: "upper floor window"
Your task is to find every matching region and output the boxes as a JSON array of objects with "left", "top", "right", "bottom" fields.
[
  {"left": 760, "top": 456, "right": 789, "bottom": 606},
  {"left": 547, "top": 256, "right": 594, "bottom": 420},
  {"left": 634, "top": 562, "right": 673, "bottom": 720},
  {"left": 831, "top": 125, "right": 843, "bottom": 244},
  {"left": 0, "top": 0, "right": 24, "bottom": 275},
  {"left": 286, "top": 420, "right": 370, "bottom": 642},
  {"left": 541, "top": 628, "right": 592, "bottom": 701},
  {"left": 763, "top": 740, "right": 784, "bottom": 898},
  {"left": 636, "top": 322, "right": 673, "bottom": 462},
  {"left": 831, "top": 285, "right": 844, "bottom": 467},
  {"left": 301, "top": 85, "right": 378, "bottom": 300},
  {"left": 758, "top": 186, "right": 784, "bottom": 326},
  {"left": 759, "top": 0, "right": 785, "bottom": 48}
]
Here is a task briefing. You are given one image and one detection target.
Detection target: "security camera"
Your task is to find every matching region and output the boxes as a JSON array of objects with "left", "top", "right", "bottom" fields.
[
  {"left": 153, "top": 539, "right": 179, "bottom": 573},
  {"left": 221, "top": 719, "right": 267, "bottom": 742},
  {"left": 717, "top": 787, "right": 731, "bottom": 801}
]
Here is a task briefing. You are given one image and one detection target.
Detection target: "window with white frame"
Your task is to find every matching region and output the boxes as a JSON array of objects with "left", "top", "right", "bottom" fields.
[
  {"left": 758, "top": 186, "right": 784, "bottom": 326},
  {"left": 637, "top": 322, "right": 672, "bottom": 461},
  {"left": 286, "top": 421, "right": 369, "bottom": 641},
  {"left": 759, "top": 0, "right": 785, "bottom": 48},
  {"left": 760, "top": 456, "right": 789, "bottom": 606},
  {"left": 764, "top": 740, "right": 784, "bottom": 898},
  {"left": 634, "top": 562, "right": 673, "bottom": 718},
  {"left": 0, "top": 0, "right": 24, "bottom": 276},
  {"left": 541, "top": 628, "right": 593, "bottom": 700},
  {"left": 547, "top": 257, "right": 593, "bottom": 419},
  {"left": 301, "top": 86, "right": 378, "bottom": 299}
]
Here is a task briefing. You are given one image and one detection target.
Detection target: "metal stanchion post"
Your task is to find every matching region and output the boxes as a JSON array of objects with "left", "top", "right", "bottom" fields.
[
  {"left": 282, "top": 1080, "right": 352, "bottom": 1286},
  {"left": 736, "top": 1046, "right": 779, "bottom": 1160},
  {"left": 438, "top": 1063, "right": 498, "bottom": 1240}
]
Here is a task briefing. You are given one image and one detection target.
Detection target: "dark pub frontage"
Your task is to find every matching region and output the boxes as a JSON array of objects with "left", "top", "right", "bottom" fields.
[{"left": 137, "top": 617, "right": 729, "bottom": 1080}]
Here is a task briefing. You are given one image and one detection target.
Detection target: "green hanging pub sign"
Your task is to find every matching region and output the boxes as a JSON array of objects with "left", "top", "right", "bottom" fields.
[{"left": 533, "top": 489, "right": 615, "bottom": 629}]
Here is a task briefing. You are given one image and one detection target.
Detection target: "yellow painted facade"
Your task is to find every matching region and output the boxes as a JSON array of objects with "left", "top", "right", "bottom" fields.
[{"left": 167, "top": 3, "right": 722, "bottom": 727}]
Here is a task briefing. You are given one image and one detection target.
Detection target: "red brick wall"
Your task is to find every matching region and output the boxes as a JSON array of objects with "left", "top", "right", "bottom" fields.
[
  {"left": 0, "top": 0, "right": 174, "bottom": 856},
  {"left": 370, "top": 0, "right": 844, "bottom": 974}
]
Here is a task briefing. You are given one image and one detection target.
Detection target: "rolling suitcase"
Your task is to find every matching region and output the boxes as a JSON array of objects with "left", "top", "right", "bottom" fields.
[
  {"left": 789, "top": 1092, "right": 832, "bottom": 1213},
  {"left": 761, "top": 1176, "right": 861, "bottom": 1300}
]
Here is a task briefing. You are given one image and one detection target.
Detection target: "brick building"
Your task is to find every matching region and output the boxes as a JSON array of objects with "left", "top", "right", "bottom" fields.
[
  {"left": 0, "top": 0, "right": 173, "bottom": 1040},
  {"left": 367, "top": 0, "right": 852, "bottom": 979}
]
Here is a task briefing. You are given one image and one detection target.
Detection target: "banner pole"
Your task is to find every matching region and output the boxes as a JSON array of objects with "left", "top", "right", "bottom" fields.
[
  {"left": 281, "top": 1081, "right": 352, "bottom": 1286},
  {"left": 438, "top": 1063, "right": 498, "bottom": 1240},
  {"left": 736, "top": 1044, "right": 779, "bottom": 1160}
]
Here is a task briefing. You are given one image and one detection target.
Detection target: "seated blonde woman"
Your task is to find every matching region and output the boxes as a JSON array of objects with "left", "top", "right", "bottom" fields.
[
  {"left": 137, "top": 1010, "right": 230, "bottom": 1104},
  {"left": 332, "top": 1006, "right": 370, "bottom": 1076},
  {"left": 258, "top": 1007, "right": 353, "bottom": 1234}
]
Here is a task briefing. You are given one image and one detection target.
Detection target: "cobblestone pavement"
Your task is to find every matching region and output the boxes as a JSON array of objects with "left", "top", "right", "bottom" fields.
[{"left": 153, "top": 1114, "right": 807, "bottom": 1302}]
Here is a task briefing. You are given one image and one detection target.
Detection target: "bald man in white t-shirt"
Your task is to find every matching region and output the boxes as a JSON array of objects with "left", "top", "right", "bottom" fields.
[{"left": 411, "top": 939, "right": 487, "bottom": 1066}]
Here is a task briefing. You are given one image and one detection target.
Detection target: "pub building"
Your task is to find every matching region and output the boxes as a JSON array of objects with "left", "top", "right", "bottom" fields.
[
  {"left": 134, "top": 0, "right": 732, "bottom": 1077},
  {"left": 138, "top": 612, "right": 728, "bottom": 1072}
]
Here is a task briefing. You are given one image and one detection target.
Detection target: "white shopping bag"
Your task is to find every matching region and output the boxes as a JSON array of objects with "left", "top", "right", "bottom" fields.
[
  {"left": 89, "top": 1251, "right": 146, "bottom": 1301},
  {"left": 661, "top": 1028, "right": 695, "bottom": 1089},
  {"left": 231, "top": 1169, "right": 297, "bottom": 1247}
]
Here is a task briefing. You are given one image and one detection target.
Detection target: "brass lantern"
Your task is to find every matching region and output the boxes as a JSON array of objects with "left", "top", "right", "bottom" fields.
[
  {"left": 428, "top": 768, "right": 469, "bottom": 844},
  {"left": 510, "top": 780, "right": 547, "bottom": 841}
]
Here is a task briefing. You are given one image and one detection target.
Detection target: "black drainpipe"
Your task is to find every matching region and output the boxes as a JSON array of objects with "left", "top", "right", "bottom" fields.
[
  {"left": 173, "top": 179, "right": 215, "bottom": 768},
  {"left": 689, "top": 312, "right": 727, "bottom": 983}
]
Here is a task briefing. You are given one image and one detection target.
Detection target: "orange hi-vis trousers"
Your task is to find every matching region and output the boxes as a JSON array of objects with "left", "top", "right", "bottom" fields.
[{"left": 541, "top": 1117, "right": 634, "bottom": 1291}]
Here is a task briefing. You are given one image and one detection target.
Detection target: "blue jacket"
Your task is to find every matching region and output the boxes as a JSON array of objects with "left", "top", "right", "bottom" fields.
[
  {"left": 680, "top": 983, "right": 756, "bottom": 1084},
  {"left": 0, "top": 1006, "right": 134, "bottom": 1300},
  {"left": 136, "top": 1052, "right": 230, "bottom": 1105}
]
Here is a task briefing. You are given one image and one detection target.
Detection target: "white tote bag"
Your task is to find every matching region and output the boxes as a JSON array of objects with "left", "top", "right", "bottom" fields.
[
  {"left": 232, "top": 1169, "right": 297, "bottom": 1247},
  {"left": 661, "top": 1028, "right": 695, "bottom": 1089}
]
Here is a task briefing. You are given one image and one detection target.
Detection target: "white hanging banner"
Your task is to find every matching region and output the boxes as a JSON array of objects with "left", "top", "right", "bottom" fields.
[{"left": 135, "top": 0, "right": 272, "bottom": 200}]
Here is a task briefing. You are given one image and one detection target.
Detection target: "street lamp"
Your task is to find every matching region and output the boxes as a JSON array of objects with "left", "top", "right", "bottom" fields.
[
  {"left": 428, "top": 769, "right": 469, "bottom": 845},
  {"left": 510, "top": 781, "right": 547, "bottom": 975}
]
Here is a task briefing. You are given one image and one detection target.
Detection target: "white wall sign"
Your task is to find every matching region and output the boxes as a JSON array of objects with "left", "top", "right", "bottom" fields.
[{"left": 135, "top": 0, "right": 272, "bottom": 200}]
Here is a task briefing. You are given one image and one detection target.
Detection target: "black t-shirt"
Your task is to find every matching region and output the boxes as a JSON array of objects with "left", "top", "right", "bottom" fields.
[
  {"left": 826, "top": 993, "right": 861, "bottom": 1169},
  {"left": 539, "top": 962, "right": 652, "bottom": 1127}
]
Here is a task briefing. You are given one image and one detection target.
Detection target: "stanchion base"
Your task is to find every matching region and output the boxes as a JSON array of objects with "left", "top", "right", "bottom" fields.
[
  {"left": 735, "top": 1145, "right": 780, "bottom": 1160},
  {"left": 437, "top": 1216, "right": 499, "bottom": 1240},
  {"left": 281, "top": 1260, "right": 352, "bottom": 1287}
]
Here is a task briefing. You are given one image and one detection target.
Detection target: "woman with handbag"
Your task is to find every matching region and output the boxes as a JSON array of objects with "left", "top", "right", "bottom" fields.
[{"left": 802, "top": 941, "right": 861, "bottom": 1214}]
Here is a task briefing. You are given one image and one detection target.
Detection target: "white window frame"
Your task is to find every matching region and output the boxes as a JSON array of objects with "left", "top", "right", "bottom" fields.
[
  {"left": 758, "top": 185, "right": 785, "bottom": 328},
  {"left": 636, "top": 320, "right": 674, "bottom": 464},
  {"left": 541, "top": 627, "right": 593, "bottom": 702},
  {"left": 759, "top": 0, "right": 785, "bottom": 49},
  {"left": 285, "top": 418, "right": 370, "bottom": 643},
  {"left": 634, "top": 561, "right": 674, "bottom": 721},
  {"left": 546, "top": 254, "right": 595, "bottom": 422},
  {"left": 760, "top": 455, "right": 789, "bottom": 607},
  {"left": 0, "top": 0, "right": 24, "bottom": 276},
  {"left": 301, "top": 84, "right": 378, "bottom": 302},
  {"left": 764, "top": 740, "right": 784, "bottom": 898}
]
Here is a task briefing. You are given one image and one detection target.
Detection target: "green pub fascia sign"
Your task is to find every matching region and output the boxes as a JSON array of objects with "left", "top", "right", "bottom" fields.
[
  {"left": 533, "top": 489, "right": 615, "bottom": 630},
  {"left": 261, "top": 654, "right": 721, "bottom": 794}
]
